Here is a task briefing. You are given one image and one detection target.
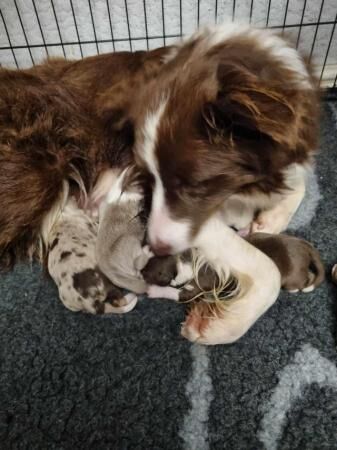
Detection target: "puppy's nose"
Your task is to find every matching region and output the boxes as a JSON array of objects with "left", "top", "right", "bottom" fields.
[{"left": 151, "top": 239, "right": 172, "bottom": 256}]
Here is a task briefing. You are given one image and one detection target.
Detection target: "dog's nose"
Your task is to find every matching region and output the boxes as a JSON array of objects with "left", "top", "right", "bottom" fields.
[{"left": 151, "top": 239, "right": 172, "bottom": 256}]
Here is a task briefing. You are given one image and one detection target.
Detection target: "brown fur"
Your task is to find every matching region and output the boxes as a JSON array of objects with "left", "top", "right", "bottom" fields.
[
  {"left": 0, "top": 69, "right": 99, "bottom": 268},
  {"left": 142, "top": 232, "right": 325, "bottom": 300},
  {"left": 246, "top": 233, "right": 325, "bottom": 291},
  {"left": 133, "top": 32, "right": 320, "bottom": 237},
  {"left": 0, "top": 27, "right": 320, "bottom": 270},
  {"left": 0, "top": 48, "right": 169, "bottom": 269}
]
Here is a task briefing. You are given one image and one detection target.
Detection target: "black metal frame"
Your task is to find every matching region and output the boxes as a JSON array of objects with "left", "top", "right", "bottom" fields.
[{"left": 1, "top": 0, "right": 336, "bottom": 88}]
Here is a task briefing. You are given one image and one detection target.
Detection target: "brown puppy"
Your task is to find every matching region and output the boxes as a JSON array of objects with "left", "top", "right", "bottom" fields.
[
  {"left": 142, "top": 233, "right": 325, "bottom": 302},
  {"left": 246, "top": 233, "right": 325, "bottom": 293}
]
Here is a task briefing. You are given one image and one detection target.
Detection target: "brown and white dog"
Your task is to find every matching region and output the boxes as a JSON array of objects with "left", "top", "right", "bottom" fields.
[
  {"left": 130, "top": 24, "right": 319, "bottom": 343},
  {"left": 0, "top": 24, "right": 319, "bottom": 344}
]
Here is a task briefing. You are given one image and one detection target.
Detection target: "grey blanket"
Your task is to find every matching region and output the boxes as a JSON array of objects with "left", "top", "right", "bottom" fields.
[{"left": 1, "top": 101, "right": 337, "bottom": 450}]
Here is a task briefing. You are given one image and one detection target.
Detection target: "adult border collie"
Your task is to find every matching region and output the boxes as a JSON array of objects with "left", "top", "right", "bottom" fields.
[{"left": 0, "top": 25, "right": 319, "bottom": 344}]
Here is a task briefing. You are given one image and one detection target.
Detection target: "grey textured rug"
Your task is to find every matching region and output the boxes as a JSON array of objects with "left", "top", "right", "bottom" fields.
[{"left": 1, "top": 101, "right": 337, "bottom": 450}]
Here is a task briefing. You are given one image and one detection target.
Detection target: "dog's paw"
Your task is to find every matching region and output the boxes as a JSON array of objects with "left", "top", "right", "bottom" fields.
[
  {"left": 181, "top": 308, "right": 211, "bottom": 342},
  {"left": 181, "top": 302, "right": 254, "bottom": 345},
  {"left": 250, "top": 207, "right": 291, "bottom": 234}
]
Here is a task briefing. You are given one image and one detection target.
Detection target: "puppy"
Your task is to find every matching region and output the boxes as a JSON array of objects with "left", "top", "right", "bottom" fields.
[
  {"left": 246, "top": 233, "right": 325, "bottom": 293},
  {"left": 142, "top": 233, "right": 325, "bottom": 301},
  {"left": 48, "top": 198, "right": 137, "bottom": 314},
  {"left": 95, "top": 169, "right": 151, "bottom": 294}
]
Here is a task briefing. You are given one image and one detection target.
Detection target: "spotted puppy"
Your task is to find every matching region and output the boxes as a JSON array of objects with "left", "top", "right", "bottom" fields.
[
  {"left": 48, "top": 198, "right": 137, "bottom": 314},
  {"left": 142, "top": 233, "right": 325, "bottom": 301}
]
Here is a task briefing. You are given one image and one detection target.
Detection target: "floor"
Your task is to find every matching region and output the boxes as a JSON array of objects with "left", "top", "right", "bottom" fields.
[{"left": 0, "top": 100, "right": 336, "bottom": 450}]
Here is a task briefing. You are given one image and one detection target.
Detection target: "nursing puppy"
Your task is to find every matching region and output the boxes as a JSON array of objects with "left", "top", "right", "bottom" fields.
[
  {"left": 142, "top": 233, "right": 325, "bottom": 304},
  {"left": 48, "top": 198, "right": 137, "bottom": 314},
  {"left": 131, "top": 24, "right": 319, "bottom": 343},
  {"left": 95, "top": 169, "right": 151, "bottom": 295}
]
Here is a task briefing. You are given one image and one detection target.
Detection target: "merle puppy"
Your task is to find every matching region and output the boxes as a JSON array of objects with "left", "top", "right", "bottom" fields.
[{"left": 48, "top": 198, "right": 137, "bottom": 315}]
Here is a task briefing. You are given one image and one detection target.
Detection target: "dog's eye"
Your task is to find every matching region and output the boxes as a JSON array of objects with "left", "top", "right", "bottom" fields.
[{"left": 171, "top": 176, "right": 184, "bottom": 189}]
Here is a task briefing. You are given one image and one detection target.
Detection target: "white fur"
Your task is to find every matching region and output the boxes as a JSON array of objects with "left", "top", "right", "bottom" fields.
[
  {"left": 221, "top": 163, "right": 309, "bottom": 235},
  {"left": 147, "top": 285, "right": 180, "bottom": 301},
  {"left": 142, "top": 99, "right": 167, "bottom": 175},
  {"left": 183, "top": 213, "right": 281, "bottom": 345},
  {"left": 189, "top": 24, "right": 312, "bottom": 89},
  {"left": 40, "top": 179, "right": 69, "bottom": 251},
  {"left": 106, "top": 168, "right": 130, "bottom": 204},
  {"left": 95, "top": 167, "right": 142, "bottom": 221},
  {"left": 171, "top": 260, "right": 195, "bottom": 287},
  {"left": 120, "top": 293, "right": 139, "bottom": 312},
  {"left": 184, "top": 284, "right": 195, "bottom": 292},
  {"left": 302, "top": 285, "right": 315, "bottom": 293},
  {"left": 250, "top": 164, "right": 307, "bottom": 234},
  {"left": 91, "top": 169, "right": 120, "bottom": 206},
  {"left": 142, "top": 99, "right": 192, "bottom": 252}
]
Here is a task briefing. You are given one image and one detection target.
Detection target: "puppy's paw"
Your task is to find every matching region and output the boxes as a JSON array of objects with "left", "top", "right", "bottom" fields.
[
  {"left": 104, "top": 293, "right": 138, "bottom": 314},
  {"left": 147, "top": 285, "right": 179, "bottom": 301},
  {"left": 142, "top": 245, "right": 154, "bottom": 258},
  {"left": 285, "top": 271, "right": 316, "bottom": 294}
]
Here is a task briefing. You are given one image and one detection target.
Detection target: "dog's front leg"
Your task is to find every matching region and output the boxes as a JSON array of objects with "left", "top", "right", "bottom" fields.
[
  {"left": 181, "top": 214, "right": 281, "bottom": 345},
  {"left": 250, "top": 167, "right": 306, "bottom": 234}
]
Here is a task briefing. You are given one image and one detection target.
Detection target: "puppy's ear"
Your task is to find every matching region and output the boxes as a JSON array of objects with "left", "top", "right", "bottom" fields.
[{"left": 202, "top": 62, "right": 296, "bottom": 147}]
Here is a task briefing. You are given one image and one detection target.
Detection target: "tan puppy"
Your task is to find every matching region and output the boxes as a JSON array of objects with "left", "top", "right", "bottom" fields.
[{"left": 95, "top": 169, "right": 151, "bottom": 295}]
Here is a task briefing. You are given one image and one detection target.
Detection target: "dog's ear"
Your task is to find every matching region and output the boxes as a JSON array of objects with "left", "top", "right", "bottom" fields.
[{"left": 202, "top": 62, "right": 296, "bottom": 147}]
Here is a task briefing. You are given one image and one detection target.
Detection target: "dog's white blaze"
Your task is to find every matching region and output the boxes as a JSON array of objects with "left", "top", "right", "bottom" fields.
[
  {"left": 142, "top": 99, "right": 191, "bottom": 252},
  {"left": 148, "top": 198, "right": 191, "bottom": 253}
]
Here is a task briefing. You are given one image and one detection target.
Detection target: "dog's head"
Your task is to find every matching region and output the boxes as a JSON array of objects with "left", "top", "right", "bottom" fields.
[{"left": 133, "top": 27, "right": 316, "bottom": 255}]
